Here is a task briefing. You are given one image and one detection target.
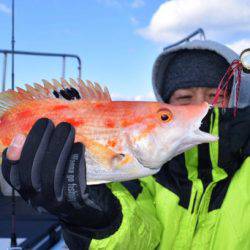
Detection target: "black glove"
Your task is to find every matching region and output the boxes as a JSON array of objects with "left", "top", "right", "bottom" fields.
[{"left": 1, "top": 118, "right": 122, "bottom": 240}]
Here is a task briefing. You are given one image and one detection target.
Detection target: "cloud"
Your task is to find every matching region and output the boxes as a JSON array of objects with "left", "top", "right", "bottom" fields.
[
  {"left": 0, "top": 3, "right": 11, "bottom": 14},
  {"left": 131, "top": 0, "right": 145, "bottom": 9},
  {"left": 111, "top": 91, "right": 156, "bottom": 101},
  {"left": 133, "top": 91, "right": 155, "bottom": 101},
  {"left": 138, "top": 0, "right": 250, "bottom": 44},
  {"left": 227, "top": 39, "right": 250, "bottom": 54}
]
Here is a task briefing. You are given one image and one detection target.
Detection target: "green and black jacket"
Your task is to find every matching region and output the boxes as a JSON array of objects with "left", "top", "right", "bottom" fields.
[
  {"left": 62, "top": 40, "right": 250, "bottom": 249},
  {"left": 63, "top": 107, "right": 250, "bottom": 250}
]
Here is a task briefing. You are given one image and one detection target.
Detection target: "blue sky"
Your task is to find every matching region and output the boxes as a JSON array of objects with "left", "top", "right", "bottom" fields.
[
  {"left": 0, "top": 0, "right": 249, "bottom": 100},
  {"left": 0, "top": 0, "right": 164, "bottom": 99}
]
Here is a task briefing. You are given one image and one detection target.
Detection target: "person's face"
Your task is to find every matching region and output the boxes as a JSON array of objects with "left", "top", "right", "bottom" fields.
[{"left": 169, "top": 87, "right": 229, "bottom": 107}]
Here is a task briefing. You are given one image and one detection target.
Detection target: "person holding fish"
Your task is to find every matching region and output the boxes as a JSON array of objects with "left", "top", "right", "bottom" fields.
[{"left": 2, "top": 39, "right": 250, "bottom": 250}]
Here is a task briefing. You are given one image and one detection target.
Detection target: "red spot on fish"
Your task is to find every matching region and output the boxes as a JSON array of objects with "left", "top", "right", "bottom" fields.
[
  {"left": 65, "top": 118, "right": 84, "bottom": 127},
  {"left": 121, "top": 118, "right": 142, "bottom": 127},
  {"left": 20, "top": 121, "right": 33, "bottom": 132},
  {"left": 2, "top": 137, "right": 11, "bottom": 146},
  {"left": 95, "top": 103, "right": 105, "bottom": 109},
  {"left": 107, "top": 139, "right": 117, "bottom": 148},
  {"left": 53, "top": 105, "right": 68, "bottom": 111},
  {"left": 121, "top": 120, "right": 130, "bottom": 127},
  {"left": 121, "top": 114, "right": 155, "bottom": 128},
  {"left": 18, "top": 110, "right": 32, "bottom": 118},
  {"left": 105, "top": 119, "right": 115, "bottom": 128}
]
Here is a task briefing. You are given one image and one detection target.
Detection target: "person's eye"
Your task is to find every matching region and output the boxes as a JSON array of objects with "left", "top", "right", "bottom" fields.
[
  {"left": 177, "top": 95, "right": 192, "bottom": 100},
  {"left": 174, "top": 96, "right": 192, "bottom": 105}
]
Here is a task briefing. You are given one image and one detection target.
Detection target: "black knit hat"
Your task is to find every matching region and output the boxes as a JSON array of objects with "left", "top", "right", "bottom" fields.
[{"left": 161, "top": 49, "right": 231, "bottom": 102}]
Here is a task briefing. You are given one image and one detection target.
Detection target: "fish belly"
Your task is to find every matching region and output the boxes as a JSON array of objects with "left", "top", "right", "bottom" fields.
[{"left": 85, "top": 151, "right": 159, "bottom": 185}]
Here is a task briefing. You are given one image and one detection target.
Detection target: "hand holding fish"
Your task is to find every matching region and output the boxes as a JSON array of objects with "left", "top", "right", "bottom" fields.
[{"left": 2, "top": 118, "right": 122, "bottom": 236}]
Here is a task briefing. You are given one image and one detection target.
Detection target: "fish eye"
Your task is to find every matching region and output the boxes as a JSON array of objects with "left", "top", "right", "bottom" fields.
[
  {"left": 161, "top": 114, "right": 169, "bottom": 121},
  {"left": 157, "top": 109, "right": 172, "bottom": 123}
]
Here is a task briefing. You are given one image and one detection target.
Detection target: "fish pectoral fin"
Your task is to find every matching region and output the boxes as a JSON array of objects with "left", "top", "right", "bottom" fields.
[
  {"left": 91, "top": 144, "right": 130, "bottom": 169},
  {"left": 79, "top": 135, "right": 130, "bottom": 169},
  {"left": 111, "top": 153, "right": 133, "bottom": 168},
  {"left": 94, "top": 147, "right": 132, "bottom": 169}
]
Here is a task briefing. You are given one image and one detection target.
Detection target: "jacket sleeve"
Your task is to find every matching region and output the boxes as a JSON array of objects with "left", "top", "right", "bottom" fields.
[{"left": 62, "top": 180, "right": 162, "bottom": 250}]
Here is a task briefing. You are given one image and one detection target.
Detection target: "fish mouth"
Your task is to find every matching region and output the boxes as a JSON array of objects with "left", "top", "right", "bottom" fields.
[
  {"left": 172, "top": 129, "right": 218, "bottom": 158},
  {"left": 192, "top": 104, "right": 218, "bottom": 143},
  {"left": 189, "top": 106, "right": 218, "bottom": 144},
  {"left": 178, "top": 114, "right": 218, "bottom": 154},
  {"left": 191, "top": 128, "right": 218, "bottom": 143},
  {"left": 174, "top": 106, "right": 218, "bottom": 156}
]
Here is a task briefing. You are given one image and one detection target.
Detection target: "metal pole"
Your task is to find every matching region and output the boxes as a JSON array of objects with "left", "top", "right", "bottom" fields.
[
  {"left": 0, "top": 49, "right": 82, "bottom": 79},
  {"left": 11, "top": 0, "right": 17, "bottom": 248},
  {"left": 2, "top": 53, "right": 7, "bottom": 91},
  {"left": 62, "top": 56, "right": 66, "bottom": 78},
  {"left": 78, "top": 58, "right": 82, "bottom": 79},
  {"left": 199, "top": 28, "right": 206, "bottom": 40},
  {"left": 163, "top": 28, "right": 206, "bottom": 51},
  {"left": 11, "top": 0, "right": 15, "bottom": 90}
]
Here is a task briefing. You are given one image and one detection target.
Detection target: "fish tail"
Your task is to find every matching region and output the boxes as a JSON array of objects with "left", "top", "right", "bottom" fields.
[{"left": 0, "top": 89, "right": 34, "bottom": 116}]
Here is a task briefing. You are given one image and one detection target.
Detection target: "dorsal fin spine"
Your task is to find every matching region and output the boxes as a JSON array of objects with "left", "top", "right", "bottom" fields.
[{"left": 0, "top": 79, "right": 112, "bottom": 116}]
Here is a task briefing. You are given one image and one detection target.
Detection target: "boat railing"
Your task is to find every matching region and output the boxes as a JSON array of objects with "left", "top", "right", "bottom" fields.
[{"left": 0, "top": 49, "right": 82, "bottom": 91}]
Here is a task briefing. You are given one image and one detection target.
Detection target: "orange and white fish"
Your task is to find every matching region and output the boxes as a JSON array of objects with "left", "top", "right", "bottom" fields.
[{"left": 0, "top": 79, "right": 217, "bottom": 184}]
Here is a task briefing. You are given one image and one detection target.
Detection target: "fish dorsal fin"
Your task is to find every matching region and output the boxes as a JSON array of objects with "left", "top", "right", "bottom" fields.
[
  {"left": 0, "top": 79, "right": 112, "bottom": 116},
  {"left": 49, "top": 78, "right": 112, "bottom": 101},
  {"left": 10, "top": 78, "right": 111, "bottom": 101},
  {"left": 75, "top": 79, "right": 111, "bottom": 101}
]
